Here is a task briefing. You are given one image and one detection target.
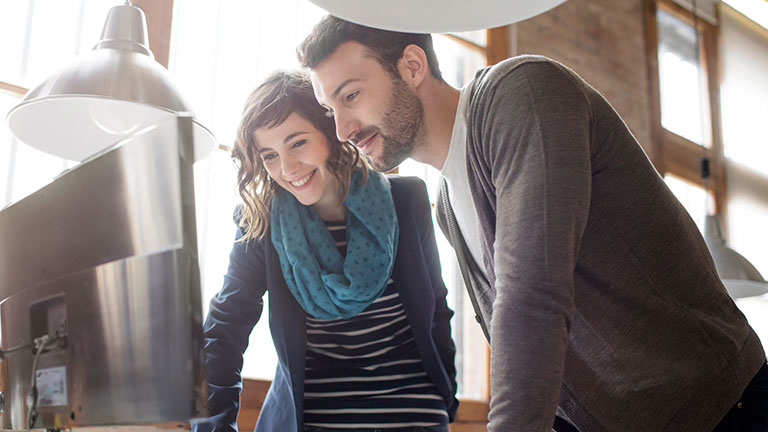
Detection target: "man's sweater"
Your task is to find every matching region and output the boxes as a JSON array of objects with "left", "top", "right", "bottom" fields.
[{"left": 437, "top": 55, "right": 764, "bottom": 432}]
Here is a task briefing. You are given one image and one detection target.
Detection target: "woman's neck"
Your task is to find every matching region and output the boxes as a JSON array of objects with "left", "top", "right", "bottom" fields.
[
  {"left": 313, "top": 200, "right": 347, "bottom": 222},
  {"left": 312, "top": 178, "right": 347, "bottom": 222}
]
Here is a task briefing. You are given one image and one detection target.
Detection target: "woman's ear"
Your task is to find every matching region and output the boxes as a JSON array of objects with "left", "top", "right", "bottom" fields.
[{"left": 398, "top": 44, "right": 429, "bottom": 88}]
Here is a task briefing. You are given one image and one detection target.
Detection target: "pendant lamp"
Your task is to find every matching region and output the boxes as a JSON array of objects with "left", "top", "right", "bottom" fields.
[
  {"left": 305, "top": 0, "right": 566, "bottom": 33},
  {"left": 704, "top": 215, "right": 768, "bottom": 298},
  {"left": 5, "top": 2, "right": 216, "bottom": 162}
]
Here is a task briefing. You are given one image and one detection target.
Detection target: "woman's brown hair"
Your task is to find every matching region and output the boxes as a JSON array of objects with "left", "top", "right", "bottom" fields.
[{"left": 232, "top": 69, "right": 368, "bottom": 242}]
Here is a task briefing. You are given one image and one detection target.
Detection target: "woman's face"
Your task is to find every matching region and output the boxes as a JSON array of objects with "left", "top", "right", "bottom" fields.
[{"left": 254, "top": 112, "right": 340, "bottom": 214}]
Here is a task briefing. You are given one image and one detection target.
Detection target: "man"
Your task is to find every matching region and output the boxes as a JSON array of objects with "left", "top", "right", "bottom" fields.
[{"left": 298, "top": 15, "right": 768, "bottom": 432}]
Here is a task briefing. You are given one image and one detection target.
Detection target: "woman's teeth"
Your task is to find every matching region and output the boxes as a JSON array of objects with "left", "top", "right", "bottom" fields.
[{"left": 291, "top": 171, "right": 314, "bottom": 187}]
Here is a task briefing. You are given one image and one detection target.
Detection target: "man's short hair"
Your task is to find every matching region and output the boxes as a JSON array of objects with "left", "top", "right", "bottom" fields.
[{"left": 298, "top": 15, "right": 443, "bottom": 81}]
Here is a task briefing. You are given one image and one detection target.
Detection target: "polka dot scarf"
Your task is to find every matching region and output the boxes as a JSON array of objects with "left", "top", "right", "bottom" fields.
[{"left": 270, "top": 170, "right": 399, "bottom": 320}]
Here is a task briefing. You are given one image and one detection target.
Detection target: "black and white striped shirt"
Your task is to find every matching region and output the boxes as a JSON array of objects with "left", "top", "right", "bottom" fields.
[{"left": 302, "top": 223, "right": 448, "bottom": 429}]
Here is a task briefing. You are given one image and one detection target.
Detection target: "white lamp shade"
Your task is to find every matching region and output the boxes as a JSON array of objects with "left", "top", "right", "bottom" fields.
[
  {"left": 305, "top": 0, "right": 566, "bottom": 33},
  {"left": 704, "top": 215, "right": 768, "bottom": 299},
  {"left": 5, "top": 4, "right": 216, "bottom": 162}
]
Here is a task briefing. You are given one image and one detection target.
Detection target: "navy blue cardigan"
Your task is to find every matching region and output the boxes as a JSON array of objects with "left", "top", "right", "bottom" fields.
[{"left": 195, "top": 176, "right": 458, "bottom": 432}]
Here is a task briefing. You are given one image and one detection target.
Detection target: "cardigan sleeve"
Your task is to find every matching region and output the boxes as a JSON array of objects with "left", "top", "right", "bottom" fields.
[
  {"left": 193, "top": 216, "right": 269, "bottom": 432},
  {"left": 476, "top": 61, "right": 592, "bottom": 432}
]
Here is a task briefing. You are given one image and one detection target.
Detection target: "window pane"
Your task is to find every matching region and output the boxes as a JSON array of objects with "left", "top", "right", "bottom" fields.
[
  {"left": 722, "top": 0, "right": 768, "bottom": 30},
  {"left": 10, "top": 141, "right": 69, "bottom": 204},
  {"left": 23, "top": 0, "right": 82, "bottom": 86},
  {"left": 171, "top": 0, "right": 327, "bottom": 381},
  {"left": 663, "top": 174, "right": 714, "bottom": 231},
  {"left": 434, "top": 35, "right": 486, "bottom": 90},
  {"left": 399, "top": 37, "right": 488, "bottom": 399},
  {"left": 444, "top": 30, "right": 487, "bottom": 47},
  {"left": 720, "top": 5, "right": 768, "bottom": 176},
  {"left": 1, "top": 93, "right": 21, "bottom": 208},
  {"left": 14, "top": 0, "right": 113, "bottom": 87},
  {"left": 0, "top": 0, "right": 30, "bottom": 84},
  {"left": 657, "top": 9, "right": 708, "bottom": 146}
]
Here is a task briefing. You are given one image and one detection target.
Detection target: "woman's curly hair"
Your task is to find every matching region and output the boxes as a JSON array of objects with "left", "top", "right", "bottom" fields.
[{"left": 232, "top": 69, "right": 368, "bottom": 242}]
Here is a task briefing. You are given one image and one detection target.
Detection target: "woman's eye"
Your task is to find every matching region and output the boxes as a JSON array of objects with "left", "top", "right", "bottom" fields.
[
  {"left": 345, "top": 91, "right": 359, "bottom": 102},
  {"left": 291, "top": 139, "right": 307, "bottom": 149},
  {"left": 262, "top": 153, "right": 276, "bottom": 162}
]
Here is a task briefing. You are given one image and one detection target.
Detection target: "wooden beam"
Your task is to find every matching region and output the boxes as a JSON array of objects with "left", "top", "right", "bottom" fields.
[
  {"left": 0, "top": 80, "right": 27, "bottom": 97},
  {"left": 131, "top": 0, "right": 174, "bottom": 68},
  {"left": 485, "top": 26, "right": 510, "bottom": 65},
  {"left": 643, "top": 0, "right": 664, "bottom": 171},
  {"left": 701, "top": 12, "right": 728, "bottom": 222}
]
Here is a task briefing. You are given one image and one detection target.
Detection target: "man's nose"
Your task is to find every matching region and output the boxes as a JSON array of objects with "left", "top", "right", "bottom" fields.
[{"left": 334, "top": 110, "right": 359, "bottom": 143}]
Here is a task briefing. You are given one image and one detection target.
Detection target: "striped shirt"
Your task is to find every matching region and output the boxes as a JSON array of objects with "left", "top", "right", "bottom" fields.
[{"left": 302, "top": 223, "right": 448, "bottom": 429}]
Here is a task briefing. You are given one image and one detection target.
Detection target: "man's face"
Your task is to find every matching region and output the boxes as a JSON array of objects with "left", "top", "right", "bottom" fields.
[{"left": 310, "top": 41, "right": 425, "bottom": 172}]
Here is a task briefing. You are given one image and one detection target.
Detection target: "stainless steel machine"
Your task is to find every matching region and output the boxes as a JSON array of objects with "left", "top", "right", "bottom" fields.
[{"left": 0, "top": 116, "right": 207, "bottom": 429}]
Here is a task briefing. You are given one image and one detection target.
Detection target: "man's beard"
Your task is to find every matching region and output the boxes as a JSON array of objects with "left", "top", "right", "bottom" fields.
[{"left": 352, "top": 77, "right": 425, "bottom": 172}]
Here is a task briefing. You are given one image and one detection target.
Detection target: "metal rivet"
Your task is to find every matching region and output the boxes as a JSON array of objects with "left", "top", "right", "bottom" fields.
[{"left": 737, "top": 402, "right": 743, "bottom": 409}]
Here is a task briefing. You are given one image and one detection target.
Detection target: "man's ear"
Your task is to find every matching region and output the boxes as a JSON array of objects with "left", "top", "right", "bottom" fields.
[{"left": 398, "top": 44, "right": 429, "bottom": 88}]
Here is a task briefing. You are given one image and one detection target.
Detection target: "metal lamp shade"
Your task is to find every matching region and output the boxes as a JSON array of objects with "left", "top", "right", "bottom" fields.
[
  {"left": 704, "top": 215, "right": 768, "bottom": 299},
  {"left": 306, "top": 0, "right": 566, "bottom": 33},
  {"left": 6, "top": 3, "right": 216, "bottom": 162}
]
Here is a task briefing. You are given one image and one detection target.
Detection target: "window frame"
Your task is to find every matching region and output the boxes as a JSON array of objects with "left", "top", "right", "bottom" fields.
[{"left": 644, "top": 0, "right": 728, "bottom": 224}]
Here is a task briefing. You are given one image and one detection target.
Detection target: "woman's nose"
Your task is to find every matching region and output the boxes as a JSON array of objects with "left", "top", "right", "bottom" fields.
[{"left": 281, "top": 154, "right": 300, "bottom": 176}]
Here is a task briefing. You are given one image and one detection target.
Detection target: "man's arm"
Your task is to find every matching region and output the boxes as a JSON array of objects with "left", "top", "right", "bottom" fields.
[{"left": 477, "top": 60, "right": 592, "bottom": 431}]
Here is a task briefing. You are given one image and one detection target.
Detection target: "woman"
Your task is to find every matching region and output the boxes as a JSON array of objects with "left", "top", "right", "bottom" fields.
[{"left": 195, "top": 70, "right": 458, "bottom": 432}]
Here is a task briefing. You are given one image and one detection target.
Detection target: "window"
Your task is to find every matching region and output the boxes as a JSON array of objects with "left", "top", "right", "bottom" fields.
[
  {"left": 663, "top": 174, "right": 714, "bottom": 231},
  {"left": 0, "top": 0, "right": 111, "bottom": 208},
  {"left": 649, "top": 0, "right": 768, "bottom": 352},
  {"left": 647, "top": 0, "right": 725, "bottom": 221},
  {"left": 656, "top": 9, "right": 708, "bottom": 147},
  {"left": 718, "top": 2, "right": 768, "bottom": 348},
  {"left": 399, "top": 32, "right": 489, "bottom": 399}
]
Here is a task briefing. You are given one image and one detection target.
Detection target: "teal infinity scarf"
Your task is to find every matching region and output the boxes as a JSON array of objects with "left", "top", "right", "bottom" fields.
[{"left": 270, "top": 170, "right": 399, "bottom": 320}]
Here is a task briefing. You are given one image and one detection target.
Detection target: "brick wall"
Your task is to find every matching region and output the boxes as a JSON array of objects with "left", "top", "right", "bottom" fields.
[{"left": 515, "top": 0, "right": 655, "bottom": 159}]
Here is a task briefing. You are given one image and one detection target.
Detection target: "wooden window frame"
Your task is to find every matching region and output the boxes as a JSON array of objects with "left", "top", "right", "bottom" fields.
[{"left": 644, "top": 0, "right": 728, "bottom": 220}]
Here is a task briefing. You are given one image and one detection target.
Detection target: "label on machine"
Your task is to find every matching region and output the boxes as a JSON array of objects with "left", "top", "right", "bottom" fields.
[{"left": 36, "top": 366, "right": 68, "bottom": 407}]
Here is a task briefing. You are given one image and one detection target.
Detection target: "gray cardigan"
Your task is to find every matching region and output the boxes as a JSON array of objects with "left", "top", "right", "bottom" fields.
[{"left": 436, "top": 55, "right": 764, "bottom": 432}]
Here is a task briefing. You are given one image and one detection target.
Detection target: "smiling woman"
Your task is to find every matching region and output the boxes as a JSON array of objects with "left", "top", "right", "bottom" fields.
[{"left": 194, "top": 69, "right": 459, "bottom": 432}]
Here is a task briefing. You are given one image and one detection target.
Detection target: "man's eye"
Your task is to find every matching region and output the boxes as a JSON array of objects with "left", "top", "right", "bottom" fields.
[{"left": 345, "top": 91, "right": 359, "bottom": 102}]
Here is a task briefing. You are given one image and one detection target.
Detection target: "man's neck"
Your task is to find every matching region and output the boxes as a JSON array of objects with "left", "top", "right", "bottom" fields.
[{"left": 411, "top": 79, "right": 460, "bottom": 171}]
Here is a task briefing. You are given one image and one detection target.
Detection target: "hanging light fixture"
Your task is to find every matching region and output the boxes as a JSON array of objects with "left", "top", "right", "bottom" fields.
[
  {"left": 305, "top": 0, "right": 566, "bottom": 33},
  {"left": 5, "top": 1, "right": 216, "bottom": 162},
  {"left": 703, "top": 215, "right": 768, "bottom": 298}
]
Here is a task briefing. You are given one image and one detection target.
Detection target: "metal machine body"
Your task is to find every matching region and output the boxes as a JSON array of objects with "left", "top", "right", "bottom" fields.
[{"left": 0, "top": 116, "right": 206, "bottom": 429}]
